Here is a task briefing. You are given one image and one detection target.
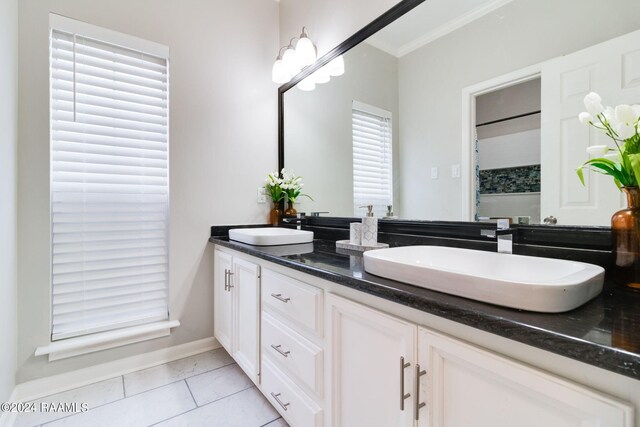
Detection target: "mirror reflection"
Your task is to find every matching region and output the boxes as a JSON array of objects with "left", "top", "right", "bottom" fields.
[{"left": 283, "top": 0, "right": 640, "bottom": 225}]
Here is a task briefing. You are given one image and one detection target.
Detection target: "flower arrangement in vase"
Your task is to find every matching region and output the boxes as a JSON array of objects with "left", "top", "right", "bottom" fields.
[
  {"left": 265, "top": 171, "right": 285, "bottom": 226},
  {"left": 280, "top": 169, "right": 313, "bottom": 215},
  {"left": 576, "top": 92, "right": 640, "bottom": 289},
  {"left": 264, "top": 169, "right": 313, "bottom": 224}
]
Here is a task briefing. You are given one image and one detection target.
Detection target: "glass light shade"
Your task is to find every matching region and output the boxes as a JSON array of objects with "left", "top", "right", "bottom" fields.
[
  {"left": 328, "top": 55, "right": 345, "bottom": 76},
  {"left": 295, "top": 36, "right": 316, "bottom": 67},
  {"left": 297, "top": 75, "right": 316, "bottom": 91},
  {"left": 282, "top": 47, "right": 301, "bottom": 77},
  {"left": 271, "top": 59, "right": 290, "bottom": 84},
  {"left": 312, "top": 66, "right": 330, "bottom": 84}
]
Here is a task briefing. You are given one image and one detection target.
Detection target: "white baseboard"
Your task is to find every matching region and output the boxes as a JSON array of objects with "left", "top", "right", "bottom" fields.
[{"left": 0, "top": 336, "right": 220, "bottom": 426}]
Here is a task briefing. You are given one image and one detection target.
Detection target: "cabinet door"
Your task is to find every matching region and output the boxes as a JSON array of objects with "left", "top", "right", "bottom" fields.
[
  {"left": 233, "top": 257, "right": 261, "bottom": 383},
  {"left": 418, "top": 327, "right": 633, "bottom": 427},
  {"left": 213, "top": 249, "right": 233, "bottom": 353},
  {"left": 327, "top": 293, "right": 416, "bottom": 427}
]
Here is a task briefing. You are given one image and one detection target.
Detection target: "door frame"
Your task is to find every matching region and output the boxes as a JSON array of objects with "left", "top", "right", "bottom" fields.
[{"left": 460, "top": 64, "right": 542, "bottom": 221}]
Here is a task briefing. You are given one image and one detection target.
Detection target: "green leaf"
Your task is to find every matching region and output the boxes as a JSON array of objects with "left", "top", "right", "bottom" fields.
[
  {"left": 628, "top": 153, "right": 640, "bottom": 186},
  {"left": 577, "top": 157, "right": 628, "bottom": 187},
  {"left": 576, "top": 166, "right": 585, "bottom": 186},
  {"left": 613, "top": 177, "right": 622, "bottom": 190}
]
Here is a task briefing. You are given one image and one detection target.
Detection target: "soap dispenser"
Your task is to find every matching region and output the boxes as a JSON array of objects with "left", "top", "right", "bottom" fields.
[
  {"left": 360, "top": 205, "right": 378, "bottom": 246},
  {"left": 384, "top": 204, "right": 397, "bottom": 219}
]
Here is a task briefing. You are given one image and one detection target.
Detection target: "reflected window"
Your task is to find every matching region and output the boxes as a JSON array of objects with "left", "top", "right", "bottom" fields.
[{"left": 352, "top": 101, "right": 393, "bottom": 216}]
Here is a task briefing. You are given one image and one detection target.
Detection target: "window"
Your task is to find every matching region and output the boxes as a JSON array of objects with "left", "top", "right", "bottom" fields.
[
  {"left": 50, "top": 15, "right": 169, "bottom": 341},
  {"left": 352, "top": 101, "right": 393, "bottom": 217}
]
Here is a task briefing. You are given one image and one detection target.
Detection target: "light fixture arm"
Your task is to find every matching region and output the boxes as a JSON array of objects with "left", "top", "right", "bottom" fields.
[{"left": 275, "top": 45, "right": 289, "bottom": 60}]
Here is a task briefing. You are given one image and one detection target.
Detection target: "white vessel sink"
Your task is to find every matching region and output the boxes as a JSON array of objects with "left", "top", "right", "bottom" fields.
[
  {"left": 363, "top": 246, "right": 604, "bottom": 313},
  {"left": 229, "top": 227, "right": 313, "bottom": 246}
]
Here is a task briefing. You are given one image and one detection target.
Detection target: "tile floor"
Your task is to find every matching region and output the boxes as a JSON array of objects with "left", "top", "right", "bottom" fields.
[{"left": 14, "top": 348, "right": 289, "bottom": 427}]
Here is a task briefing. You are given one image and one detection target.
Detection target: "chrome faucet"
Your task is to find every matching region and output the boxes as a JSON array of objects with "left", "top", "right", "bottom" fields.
[
  {"left": 480, "top": 218, "right": 514, "bottom": 254},
  {"left": 282, "top": 212, "right": 305, "bottom": 230}
]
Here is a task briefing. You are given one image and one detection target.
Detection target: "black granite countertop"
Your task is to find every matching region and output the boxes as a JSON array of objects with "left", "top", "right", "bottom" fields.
[{"left": 209, "top": 236, "right": 640, "bottom": 381}]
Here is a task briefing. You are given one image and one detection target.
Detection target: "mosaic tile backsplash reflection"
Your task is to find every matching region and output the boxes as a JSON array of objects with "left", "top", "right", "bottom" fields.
[{"left": 479, "top": 165, "right": 540, "bottom": 194}]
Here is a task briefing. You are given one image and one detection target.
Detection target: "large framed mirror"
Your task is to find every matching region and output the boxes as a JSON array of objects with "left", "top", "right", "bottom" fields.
[{"left": 279, "top": 0, "right": 640, "bottom": 227}]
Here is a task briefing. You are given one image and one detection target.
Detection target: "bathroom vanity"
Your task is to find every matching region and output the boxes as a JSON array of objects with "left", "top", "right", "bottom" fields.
[
  {"left": 209, "top": 232, "right": 639, "bottom": 427},
  {"left": 211, "top": 0, "right": 640, "bottom": 424}
]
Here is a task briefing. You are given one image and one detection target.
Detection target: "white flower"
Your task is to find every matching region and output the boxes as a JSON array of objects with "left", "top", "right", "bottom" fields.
[
  {"left": 615, "top": 105, "right": 638, "bottom": 139},
  {"left": 604, "top": 151, "right": 620, "bottom": 162},
  {"left": 616, "top": 123, "right": 636, "bottom": 140},
  {"left": 583, "top": 92, "right": 604, "bottom": 117},
  {"left": 578, "top": 112, "right": 593, "bottom": 124},
  {"left": 586, "top": 145, "right": 609, "bottom": 158},
  {"left": 632, "top": 104, "right": 640, "bottom": 120},
  {"left": 602, "top": 106, "right": 615, "bottom": 123}
]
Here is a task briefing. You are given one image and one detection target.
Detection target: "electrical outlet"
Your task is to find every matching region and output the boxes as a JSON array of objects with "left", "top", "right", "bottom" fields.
[{"left": 257, "top": 194, "right": 267, "bottom": 203}]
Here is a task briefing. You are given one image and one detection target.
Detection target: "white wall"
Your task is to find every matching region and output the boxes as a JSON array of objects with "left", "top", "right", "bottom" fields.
[
  {"left": 284, "top": 42, "right": 399, "bottom": 217},
  {"left": 478, "top": 193, "right": 541, "bottom": 224},
  {"left": 18, "top": 0, "right": 279, "bottom": 383},
  {"left": 399, "top": 0, "right": 640, "bottom": 220},
  {"left": 278, "top": 0, "right": 400, "bottom": 57},
  {"left": 0, "top": 0, "right": 19, "bottom": 402},
  {"left": 478, "top": 130, "right": 540, "bottom": 170}
]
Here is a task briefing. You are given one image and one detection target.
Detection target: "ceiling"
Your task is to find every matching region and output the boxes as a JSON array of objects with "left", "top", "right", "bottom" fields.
[{"left": 366, "top": 0, "right": 513, "bottom": 57}]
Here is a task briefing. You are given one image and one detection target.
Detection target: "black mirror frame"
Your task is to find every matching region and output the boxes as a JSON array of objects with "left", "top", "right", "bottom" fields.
[
  {"left": 277, "top": 0, "right": 426, "bottom": 170},
  {"left": 275, "top": 0, "right": 613, "bottom": 245}
]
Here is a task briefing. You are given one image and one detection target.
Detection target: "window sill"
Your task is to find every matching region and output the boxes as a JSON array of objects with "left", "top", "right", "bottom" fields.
[{"left": 35, "top": 320, "right": 181, "bottom": 361}]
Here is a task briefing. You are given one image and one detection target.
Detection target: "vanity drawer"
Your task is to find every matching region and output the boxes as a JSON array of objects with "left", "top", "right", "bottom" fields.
[
  {"left": 262, "top": 268, "right": 323, "bottom": 336},
  {"left": 262, "top": 312, "right": 323, "bottom": 397},
  {"left": 262, "top": 356, "right": 323, "bottom": 427}
]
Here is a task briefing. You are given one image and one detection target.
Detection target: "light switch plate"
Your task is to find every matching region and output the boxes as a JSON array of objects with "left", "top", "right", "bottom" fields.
[
  {"left": 431, "top": 167, "right": 438, "bottom": 179},
  {"left": 257, "top": 187, "right": 267, "bottom": 203},
  {"left": 451, "top": 164, "right": 461, "bottom": 178}
]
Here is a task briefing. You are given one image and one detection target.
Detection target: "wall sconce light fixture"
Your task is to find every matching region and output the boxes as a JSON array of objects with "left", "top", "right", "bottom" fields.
[{"left": 272, "top": 27, "right": 346, "bottom": 90}]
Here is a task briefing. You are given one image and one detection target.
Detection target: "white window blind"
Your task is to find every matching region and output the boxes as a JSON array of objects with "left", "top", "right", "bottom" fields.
[
  {"left": 50, "top": 17, "right": 170, "bottom": 341},
  {"left": 352, "top": 101, "right": 393, "bottom": 217}
]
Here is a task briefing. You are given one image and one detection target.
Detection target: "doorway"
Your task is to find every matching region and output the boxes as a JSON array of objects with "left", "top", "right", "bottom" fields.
[{"left": 475, "top": 78, "right": 542, "bottom": 224}]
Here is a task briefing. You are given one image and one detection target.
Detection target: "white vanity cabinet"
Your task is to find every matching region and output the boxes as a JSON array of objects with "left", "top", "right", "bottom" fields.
[
  {"left": 327, "top": 293, "right": 633, "bottom": 427},
  {"left": 213, "top": 246, "right": 636, "bottom": 427},
  {"left": 417, "top": 328, "right": 632, "bottom": 427},
  {"left": 326, "top": 293, "right": 416, "bottom": 427},
  {"left": 260, "top": 268, "right": 325, "bottom": 427},
  {"left": 213, "top": 248, "right": 261, "bottom": 383}
]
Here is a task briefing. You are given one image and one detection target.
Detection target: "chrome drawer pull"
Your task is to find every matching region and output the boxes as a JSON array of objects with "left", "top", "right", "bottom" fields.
[
  {"left": 400, "top": 356, "right": 411, "bottom": 410},
  {"left": 270, "top": 392, "right": 290, "bottom": 411},
  {"left": 270, "top": 293, "right": 291, "bottom": 303},
  {"left": 270, "top": 344, "right": 291, "bottom": 358},
  {"left": 414, "top": 364, "right": 427, "bottom": 420},
  {"left": 224, "top": 269, "right": 229, "bottom": 291}
]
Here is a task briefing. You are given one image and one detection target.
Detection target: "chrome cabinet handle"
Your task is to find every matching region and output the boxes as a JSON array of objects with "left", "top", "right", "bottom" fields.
[
  {"left": 224, "top": 269, "right": 229, "bottom": 291},
  {"left": 270, "top": 293, "right": 291, "bottom": 303},
  {"left": 400, "top": 356, "right": 411, "bottom": 410},
  {"left": 414, "top": 364, "right": 427, "bottom": 421},
  {"left": 270, "top": 344, "right": 291, "bottom": 358},
  {"left": 270, "top": 392, "right": 290, "bottom": 411},
  {"left": 227, "top": 270, "right": 234, "bottom": 290}
]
